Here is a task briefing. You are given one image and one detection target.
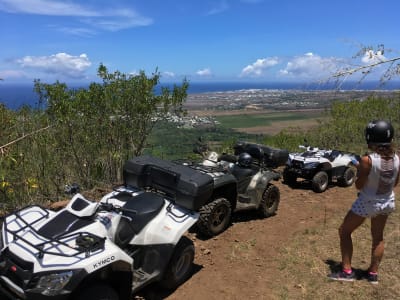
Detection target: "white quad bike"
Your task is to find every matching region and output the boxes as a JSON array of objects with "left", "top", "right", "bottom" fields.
[
  {"left": 283, "top": 144, "right": 359, "bottom": 193},
  {"left": 0, "top": 156, "right": 214, "bottom": 300}
]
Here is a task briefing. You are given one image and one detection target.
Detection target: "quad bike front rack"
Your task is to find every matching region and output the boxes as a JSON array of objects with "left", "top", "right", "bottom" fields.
[{"left": 3, "top": 205, "right": 105, "bottom": 259}]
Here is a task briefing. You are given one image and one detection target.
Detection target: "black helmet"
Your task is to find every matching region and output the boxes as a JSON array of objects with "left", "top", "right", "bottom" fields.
[
  {"left": 365, "top": 120, "right": 394, "bottom": 145},
  {"left": 238, "top": 152, "right": 252, "bottom": 167}
]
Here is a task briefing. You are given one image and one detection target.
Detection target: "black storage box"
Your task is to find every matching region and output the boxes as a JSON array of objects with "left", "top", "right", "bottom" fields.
[
  {"left": 123, "top": 155, "right": 214, "bottom": 211},
  {"left": 234, "top": 141, "right": 289, "bottom": 168}
]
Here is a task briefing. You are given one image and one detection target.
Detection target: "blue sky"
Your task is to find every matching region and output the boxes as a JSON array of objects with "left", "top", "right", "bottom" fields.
[{"left": 0, "top": 0, "right": 399, "bottom": 85}]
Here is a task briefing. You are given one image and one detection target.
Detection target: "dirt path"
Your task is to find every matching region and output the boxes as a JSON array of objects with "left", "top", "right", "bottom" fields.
[{"left": 135, "top": 180, "right": 363, "bottom": 300}]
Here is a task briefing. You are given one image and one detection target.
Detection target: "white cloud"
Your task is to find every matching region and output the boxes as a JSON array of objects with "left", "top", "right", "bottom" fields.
[
  {"left": 54, "top": 26, "right": 97, "bottom": 37},
  {"left": 0, "top": 69, "right": 27, "bottom": 80},
  {"left": 129, "top": 70, "right": 140, "bottom": 76},
  {"left": 0, "top": 0, "right": 100, "bottom": 16},
  {"left": 0, "top": 0, "right": 153, "bottom": 33},
  {"left": 240, "top": 57, "right": 279, "bottom": 77},
  {"left": 128, "top": 70, "right": 175, "bottom": 79},
  {"left": 206, "top": 0, "right": 229, "bottom": 15},
  {"left": 16, "top": 53, "right": 91, "bottom": 78},
  {"left": 81, "top": 16, "right": 151, "bottom": 32},
  {"left": 279, "top": 53, "right": 338, "bottom": 79},
  {"left": 162, "top": 71, "right": 175, "bottom": 78},
  {"left": 196, "top": 68, "right": 212, "bottom": 77}
]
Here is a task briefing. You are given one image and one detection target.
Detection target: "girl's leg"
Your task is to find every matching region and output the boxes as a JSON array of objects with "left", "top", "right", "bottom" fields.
[
  {"left": 339, "top": 210, "right": 365, "bottom": 270},
  {"left": 369, "top": 214, "right": 389, "bottom": 273}
]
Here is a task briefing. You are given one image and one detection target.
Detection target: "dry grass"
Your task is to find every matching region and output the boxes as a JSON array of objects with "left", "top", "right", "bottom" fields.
[
  {"left": 273, "top": 209, "right": 400, "bottom": 300},
  {"left": 235, "top": 118, "right": 320, "bottom": 135}
]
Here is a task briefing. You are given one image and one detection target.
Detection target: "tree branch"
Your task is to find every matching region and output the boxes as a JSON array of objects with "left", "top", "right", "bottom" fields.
[
  {"left": 0, "top": 125, "right": 51, "bottom": 152},
  {"left": 332, "top": 56, "right": 400, "bottom": 78}
]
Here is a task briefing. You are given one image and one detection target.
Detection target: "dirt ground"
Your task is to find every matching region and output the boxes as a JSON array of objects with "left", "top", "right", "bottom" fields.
[{"left": 131, "top": 178, "right": 400, "bottom": 300}]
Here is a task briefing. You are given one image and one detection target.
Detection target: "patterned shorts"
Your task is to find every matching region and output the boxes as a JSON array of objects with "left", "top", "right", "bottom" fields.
[{"left": 351, "top": 197, "right": 395, "bottom": 218}]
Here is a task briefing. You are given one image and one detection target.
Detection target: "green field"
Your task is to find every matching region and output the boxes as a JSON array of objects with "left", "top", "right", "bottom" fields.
[{"left": 214, "top": 111, "right": 324, "bottom": 128}]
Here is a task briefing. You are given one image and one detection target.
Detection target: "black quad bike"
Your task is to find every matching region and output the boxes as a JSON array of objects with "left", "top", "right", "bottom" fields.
[{"left": 185, "top": 141, "right": 289, "bottom": 237}]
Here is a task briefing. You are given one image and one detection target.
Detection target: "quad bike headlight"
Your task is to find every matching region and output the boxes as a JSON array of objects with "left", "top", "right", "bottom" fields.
[{"left": 31, "top": 270, "right": 73, "bottom": 296}]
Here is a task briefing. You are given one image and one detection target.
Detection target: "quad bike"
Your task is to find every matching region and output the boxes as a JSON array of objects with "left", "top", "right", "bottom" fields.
[
  {"left": 0, "top": 157, "right": 211, "bottom": 300},
  {"left": 185, "top": 141, "right": 289, "bottom": 237},
  {"left": 283, "top": 144, "right": 359, "bottom": 193}
]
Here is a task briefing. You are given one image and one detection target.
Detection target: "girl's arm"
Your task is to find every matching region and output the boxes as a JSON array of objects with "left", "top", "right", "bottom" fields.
[
  {"left": 395, "top": 154, "right": 400, "bottom": 187},
  {"left": 355, "top": 155, "right": 371, "bottom": 190}
]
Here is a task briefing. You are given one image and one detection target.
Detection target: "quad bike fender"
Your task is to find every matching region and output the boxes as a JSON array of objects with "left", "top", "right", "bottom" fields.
[
  {"left": 213, "top": 173, "right": 237, "bottom": 188},
  {"left": 248, "top": 171, "right": 280, "bottom": 189},
  {"left": 330, "top": 165, "right": 349, "bottom": 178},
  {"left": 65, "top": 193, "right": 99, "bottom": 218},
  {"left": 81, "top": 240, "right": 133, "bottom": 274},
  {"left": 130, "top": 202, "right": 199, "bottom": 246},
  {"left": 317, "top": 162, "right": 332, "bottom": 172},
  {"left": 246, "top": 171, "right": 280, "bottom": 200},
  {"left": 212, "top": 173, "right": 238, "bottom": 207},
  {"left": 331, "top": 156, "right": 352, "bottom": 168}
]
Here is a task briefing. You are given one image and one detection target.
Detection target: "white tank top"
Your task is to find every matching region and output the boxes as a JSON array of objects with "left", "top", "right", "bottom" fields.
[{"left": 359, "top": 153, "right": 400, "bottom": 201}]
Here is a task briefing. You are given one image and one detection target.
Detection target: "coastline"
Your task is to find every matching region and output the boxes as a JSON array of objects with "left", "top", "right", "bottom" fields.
[{"left": 1, "top": 81, "right": 399, "bottom": 110}]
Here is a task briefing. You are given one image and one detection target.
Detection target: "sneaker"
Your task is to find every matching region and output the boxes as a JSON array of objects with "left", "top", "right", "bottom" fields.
[
  {"left": 367, "top": 272, "right": 378, "bottom": 285},
  {"left": 328, "top": 270, "right": 355, "bottom": 282}
]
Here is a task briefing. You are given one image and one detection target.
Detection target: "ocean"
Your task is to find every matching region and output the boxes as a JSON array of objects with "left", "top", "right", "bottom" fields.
[{"left": 0, "top": 81, "right": 398, "bottom": 110}]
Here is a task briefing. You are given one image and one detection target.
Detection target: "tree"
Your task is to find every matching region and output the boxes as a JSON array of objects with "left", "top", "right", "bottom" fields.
[{"left": 33, "top": 64, "right": 189, "bottom": 188}]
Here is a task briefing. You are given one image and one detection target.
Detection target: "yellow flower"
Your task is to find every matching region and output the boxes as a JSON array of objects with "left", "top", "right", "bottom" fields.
[
  {"left": 26, "top": 178, "right": 39, "bottom": 189},
  {"left": 0, "top": 181, "right": 10, "bottom": 189}
]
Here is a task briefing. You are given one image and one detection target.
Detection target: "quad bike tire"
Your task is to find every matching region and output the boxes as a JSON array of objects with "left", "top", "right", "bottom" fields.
[
  {"left": 197, "top": 198, "right": 232, "bottom": 237},
  {"left": 283, "top": 168, "right": 297, "bottom": 187},
  {"left": 75, "top": 283, "right": 119, "bottom": 300},
  {"left": 258, "top": 183, "right": 280, "bottom": 218},
  {"left": 337, "top": 167, "right": 356, "bottom": 187},
  {"left": 160, "top": 236, "right": 195, "bottom": 290},
  {"left": 312, "top": 171, "right": 329, "bottom": 193}
]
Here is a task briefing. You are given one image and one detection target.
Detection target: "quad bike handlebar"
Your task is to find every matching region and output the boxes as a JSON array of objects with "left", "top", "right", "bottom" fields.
[{"left": 98, "top": 201, "right": 138, "bottom": 215}]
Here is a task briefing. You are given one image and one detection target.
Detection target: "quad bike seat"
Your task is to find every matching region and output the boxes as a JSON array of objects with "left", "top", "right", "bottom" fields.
[
  {"left": 234, "top": 141, "right": 289, "bottom": 168},
  {"left": 114, "top": 191, "right": 164, "bottom": 247},
  {"left": 325, "top": 150, "right": 342, "bottom": 162},
  {"left": 231, "top": 165, "right": 258, "bottom": 194}
]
